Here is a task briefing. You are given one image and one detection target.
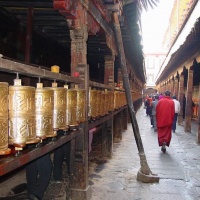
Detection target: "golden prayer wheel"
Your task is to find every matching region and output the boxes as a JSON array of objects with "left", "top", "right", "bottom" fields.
[
  {"left": 35, "top": 84, "right": 54, "bottom": 139},
  {"left": 96, "top": 90, "right": 101, "bottom": 117},
  {"left": 49, "top": 86, "right": 67, "bottom": 131},
  {"left": 9, "top": 84, "right": 38, "bottom": 147},
  {"left": 101, "top": 91, "right": 106, "bottom": 116},
  {"left": 114, "top": 91, "right": 118, "bottom": 109},
  {"left": 89, "top": 89, "right": 97, "bottom": 119},
  {"left": 66, "top": 89, "right": 78, "bottom": 127},
  {"left": 104, "top": 90, "right": 109, "bottom": 115},
  {"left": 76, "top": 89, "right": 86, "bottom": 123},
  {"left": 105, "top": 90, "right": 110, "bottom": 112},
  {"left": 110, "top": 91, "right": 114, "bottom": 111},
  {"left": 0, "top": 83, "right": 11, "bottom": 155}
]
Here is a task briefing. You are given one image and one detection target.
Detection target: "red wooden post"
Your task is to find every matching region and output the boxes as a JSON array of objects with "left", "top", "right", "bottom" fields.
[{"left": 25, "top": 7, "right": 33, "bottom": 64}]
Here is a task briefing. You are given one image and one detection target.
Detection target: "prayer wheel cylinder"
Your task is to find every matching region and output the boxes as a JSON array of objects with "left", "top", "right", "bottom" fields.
[
  {"left": 9, "top": 85, "right": 36, "bottom": 147},
  {"left": 101, "top": 91, "right": 106, "bottom": 116},
  {"left": 96, "top": 90, "right": 101, "bottom": 117},
  {"left": 49, "top": 87, "right": 67, "bottom": 131},
  {"left": 104, "top": 90, "right": 109, "bottom": 115},
  {"left": 0, "top": 83, "right": 11, "bottom": 155},
  {"left": 110, "top": 91, "right": 114, "bottom": 111},
  {"left": 66, "top": 89, "right": 78, "bottom": 126},
  {"left": 89, "top": 89, "right": 97, "bottom": 119},
  {"left": 76, "top": 89, "right": 86, "bottom": 123},
  {"left": 114, "top": 91, "right": 118, "bottom": 109},
  {"left": 35, "top": 87, "right": 54, "bottom": 138}
]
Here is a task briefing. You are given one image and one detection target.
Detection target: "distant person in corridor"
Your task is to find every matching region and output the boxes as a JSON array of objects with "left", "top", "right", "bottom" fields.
[
  {"left": 151, "top": 95, "right": 159, "bottom": 132},
  {"left": 172, "top": 96, "right": 180, "bottom": 132},
  {"left": 156, "top": 91, "right": 175, "bottom": 153}
]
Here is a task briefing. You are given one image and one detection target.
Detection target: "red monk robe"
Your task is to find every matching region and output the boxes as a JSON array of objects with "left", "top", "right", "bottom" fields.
[{"left": 156, "top": 96, "right": 175, "bottom": 147}]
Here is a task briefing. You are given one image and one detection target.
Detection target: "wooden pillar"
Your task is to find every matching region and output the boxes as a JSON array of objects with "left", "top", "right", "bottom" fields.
[
  {"left": 122, "top": 107, "right": 128, "bottom": 131},
  {"left": 163, "top": 82, "right": 166, "bottom": 92},
  {"left": 117, "top": 68, "right": 122, "bottom": 87},
  {"left": 101, "top": 122, "right": 108, "bottom": 157},
  {"left": 70, "top": 26, "right": 88, "bottom": 77},
  {"left": 21, "top": 77, "right": 31, "bottom": 86},
  {"left": 184, "top": 68, "right": 193, "bottom": 132},
  {"left": 25, "top": 7, "right": 33, "bottom": 64},
  {"left": 178, "top": 73, "right": 184, "bottom": 125},
  {"left": 197, "top": 84, "right": 200, "bottom": 143},
  {"left": 174, "top": 76, "right": 179, "bottom": 98},
  {"left": 113, "top": 114, "right": 122, "bottom": 142},
  {"left": 170, "top": 79, "right": 174, "bottom": 94},
  {"left": 101, "top": 119, "right": 113, "bottom": 158},
  {"left": 104, "top": 55, "right": 115, "bottom": 86},
  {"left": 106, "top": 119, "right": 113, "bottom": 158},
  {"left": 167, "top": 81, "right": 170, "bottom": 91},
  {"left": 70, "top": 63, "right": 91, "bottom": 199},
  {"left": 163, "top": 83, "right": 167, "bottom": 93}
]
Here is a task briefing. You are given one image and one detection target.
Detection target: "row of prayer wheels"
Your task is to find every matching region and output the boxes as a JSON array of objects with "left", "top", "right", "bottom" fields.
[
  {"left": 88, "top": 90, "right": 126, "bottom": 119},
  {"left": 0, "top": 80, "right": 87, "bottom": 155},
  {"left": 0, "top": 79, "right": 138, "bottom": 155}
]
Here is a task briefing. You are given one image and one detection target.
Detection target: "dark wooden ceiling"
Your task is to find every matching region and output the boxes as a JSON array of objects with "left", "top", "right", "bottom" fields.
[{"left": 0, "top": 0, "right": 145, "bottom": 83}]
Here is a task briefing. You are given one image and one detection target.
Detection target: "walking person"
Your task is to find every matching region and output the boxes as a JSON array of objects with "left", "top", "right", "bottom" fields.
[
  {"left": 151, "top": 95, "right": 159, "bottom": 132},
  {"left": 156, "top": 90, "right": 175, "bottom": 153},
  {"left": 145, "top": 97, "right": 150, "bottom": 116},
  {"left": 172, "top": 96, "right": 180, "bottom": 132}
]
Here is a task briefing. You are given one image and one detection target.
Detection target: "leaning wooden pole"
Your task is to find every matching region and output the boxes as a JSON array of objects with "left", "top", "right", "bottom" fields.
[{"left": 112, "top": 11, "right": 159, "bottom": 183}]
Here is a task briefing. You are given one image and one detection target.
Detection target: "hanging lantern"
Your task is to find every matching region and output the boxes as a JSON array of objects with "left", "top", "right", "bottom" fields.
[{"left": 0, "top": 82, "right": 11, "bottom": 155}]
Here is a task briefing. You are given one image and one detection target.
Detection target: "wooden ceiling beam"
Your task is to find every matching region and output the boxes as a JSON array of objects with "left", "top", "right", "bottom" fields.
[{"left": 0, "top": 1, "right": 53, "bottom": 8}]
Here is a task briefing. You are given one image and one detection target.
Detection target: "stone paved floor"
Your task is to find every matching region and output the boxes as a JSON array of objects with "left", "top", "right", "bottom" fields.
[
  {"left": 1, "top": 107, "right": 200, "bottom": 200},
  {"left": 89, "top": 107, "right": 200, "bottom": 200}
]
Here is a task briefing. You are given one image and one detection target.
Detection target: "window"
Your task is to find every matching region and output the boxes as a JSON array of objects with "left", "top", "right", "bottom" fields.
[{"left": 148, "top": 74, "right": 154, "bottom": 83}]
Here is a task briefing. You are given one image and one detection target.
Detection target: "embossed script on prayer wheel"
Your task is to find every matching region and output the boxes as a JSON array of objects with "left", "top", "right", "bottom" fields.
[
  {"left": 89, "top": 90, "right": 97, "bottom": 119},
  {"left": 49, "top": 87, "right": 67, "bottom": 131},
  {"left": 9, "top": 86, "right": 36, "bottom": 147},
  {"left": 96, "top": 90, "right": 101, "bottom": 117},
  {"left": 101, "top": 91, "right": 106, "bottom": 116},
  {"left": 0, "top": 83, "right": 11, "bottom": 155},
  {"left": 76, "top": 89, "right": 86, "bottom": 123},
  {"left": 35, "top": 87, "right": 54, "bottom": 139},
  {"left": 114, "top": 91, "right": 119, "bottom": 109},
  {"left": 66, "top": 89, "right": 78, "bottom": 126}
]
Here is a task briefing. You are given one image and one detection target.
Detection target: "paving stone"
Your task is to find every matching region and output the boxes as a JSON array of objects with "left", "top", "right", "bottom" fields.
[{"left": 90, "top": 107, "right": 200, "bottom": 200}]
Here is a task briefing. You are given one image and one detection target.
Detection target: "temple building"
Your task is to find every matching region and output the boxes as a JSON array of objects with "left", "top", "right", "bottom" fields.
[
  {"left": 0, "top": 0, "right": 146, "bottom": 199},
  {"left": 155, "top": 0, "right": 200, "bottom": 140}
]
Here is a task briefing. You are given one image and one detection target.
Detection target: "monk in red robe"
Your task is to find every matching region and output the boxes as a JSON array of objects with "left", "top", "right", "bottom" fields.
[{"left": 156, "top": 90, "right": 175, "bottom": 153}]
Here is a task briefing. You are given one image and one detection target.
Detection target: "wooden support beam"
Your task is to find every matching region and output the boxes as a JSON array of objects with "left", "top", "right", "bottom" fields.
[
  {"left": 0, "top": 57, "right": 83, "bottom": 84},
  {"left": 0, "top": 130, "right": 81, "bottom": 176}
]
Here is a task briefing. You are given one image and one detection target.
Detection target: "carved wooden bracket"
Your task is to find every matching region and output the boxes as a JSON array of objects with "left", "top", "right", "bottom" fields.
[
  {"left": 54, "top": 0, "right": 88, "bottom": 30},
  {"left": 53, "top": 0, "right": 78, "bottom": 19},
  {"left": 91, "top": 0, "right": 110, "bottom": 22},
  {"left": 87, "top": 14, "right": 100, "bottom": 35},
  {"left": 106, "top": 34, "right": 117, "bottom": 56}
]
